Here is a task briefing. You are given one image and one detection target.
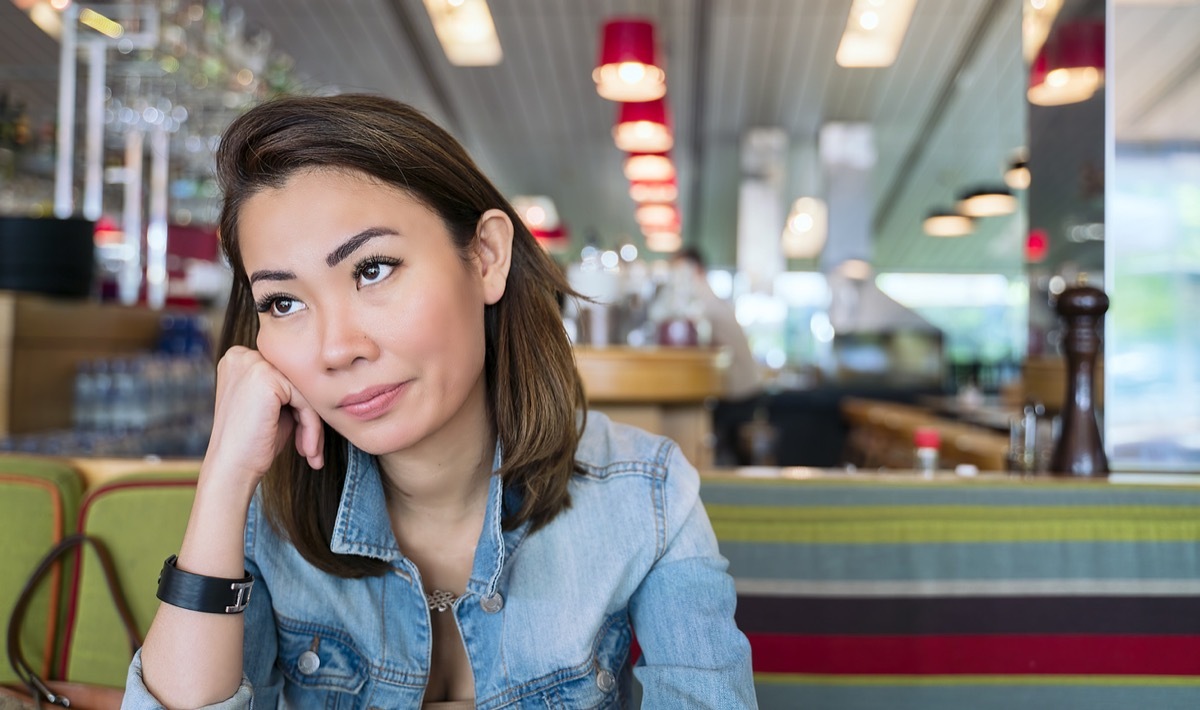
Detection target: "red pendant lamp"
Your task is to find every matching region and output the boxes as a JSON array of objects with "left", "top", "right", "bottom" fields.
[
  {"left": 623, "top": 152, "right": 675, "bottom": 182},
  {"left": 644, "top": 230, "right": 682, "bottom": 253},
  {"left": 1028, "top": 20, "right": 1105, "bottom": 107},
  {"left": 613, "top": 97, "right": 673, "bottom": 153},
  {"left": 530, "top": 223, "right": 571, "bottom": 253},
  {"left": 593, "top": 18, "right": 666, "bottom": 102},
  {"left": 629, "top": 178, "right": 678, "bottom": 203},
  {"left": 635, "top": 202, "right": 680, "bottom": 230}
]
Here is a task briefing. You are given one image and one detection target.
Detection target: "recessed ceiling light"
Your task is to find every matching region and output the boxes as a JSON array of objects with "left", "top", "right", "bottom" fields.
[
  {"left": 836, "top": 0, "right": 916, "bottom": 67},
  {"left": 422, "top": 0, "right": 503, "bottom": 66}
]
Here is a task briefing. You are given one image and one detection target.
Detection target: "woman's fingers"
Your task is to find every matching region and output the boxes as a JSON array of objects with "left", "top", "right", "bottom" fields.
[
  {"left": 205, "top": 345, "right": 325, "bottom": 483},
  {"left": 290, "top": 393, "right": 326, "bottom": 470}
]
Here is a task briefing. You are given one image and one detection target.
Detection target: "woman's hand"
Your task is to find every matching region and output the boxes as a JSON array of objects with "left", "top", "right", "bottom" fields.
[
  {"left": 142, "top": 344, "right": 314, "bottom": 706},
  {"left": 202, "top": 346, "right": 325, "bottom": 494}
]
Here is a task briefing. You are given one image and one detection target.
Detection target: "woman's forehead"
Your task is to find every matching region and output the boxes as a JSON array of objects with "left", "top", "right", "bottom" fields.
[{"left": 236, "top": 171, "right": 459, "bottom": 269}]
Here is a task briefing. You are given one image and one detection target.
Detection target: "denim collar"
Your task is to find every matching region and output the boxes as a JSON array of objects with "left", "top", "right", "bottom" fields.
[{"left": 330, "top": 442, "right": 523, "bottom": 597}]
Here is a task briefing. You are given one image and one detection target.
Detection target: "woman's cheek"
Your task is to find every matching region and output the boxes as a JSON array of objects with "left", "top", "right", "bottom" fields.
[
  {"left": 255, "top": 330, "right": 302, "bottom": 383},
  {"left": 255, "top": 329, "right": 280, "bottom": 366}
]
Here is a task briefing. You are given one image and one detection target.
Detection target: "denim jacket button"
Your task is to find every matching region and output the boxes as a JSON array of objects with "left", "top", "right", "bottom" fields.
[
  {"left": 596, "top": 669, "right": 616, "bottom": 692},
  {"left": 480, "top": 592, "right": 504, "bottom": 613},
  {"left": 297, "top": 650, "right": 321, "bottom": 675}
]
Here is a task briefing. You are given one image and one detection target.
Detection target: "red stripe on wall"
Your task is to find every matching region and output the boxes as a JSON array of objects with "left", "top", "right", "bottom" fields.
[{"left": 747, "top": 634, "right": 1200, "bottom": 676}]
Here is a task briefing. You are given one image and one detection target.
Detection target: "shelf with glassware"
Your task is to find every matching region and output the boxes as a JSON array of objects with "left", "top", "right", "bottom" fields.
[{"left": 0, "top": 291, "right": 215, "bottom": 461}]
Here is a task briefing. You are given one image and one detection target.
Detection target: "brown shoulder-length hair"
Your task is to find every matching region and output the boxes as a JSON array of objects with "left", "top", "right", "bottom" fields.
[{"left": 215, "top": 93, "right": 585, "bottom": 578}]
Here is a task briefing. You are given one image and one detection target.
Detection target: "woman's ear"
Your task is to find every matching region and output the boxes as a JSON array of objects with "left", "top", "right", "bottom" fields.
[{"left": 475, "top": 208, "right": 514, "bottom": 305}]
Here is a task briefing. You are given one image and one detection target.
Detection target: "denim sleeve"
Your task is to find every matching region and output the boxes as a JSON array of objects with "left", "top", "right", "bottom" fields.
[
  {"left": 628, "top": 443, "right": 758, "bottom": 709},
  {"left": 121, "top": 496, "right": 280, "bottom": 709},
  {"left": 241, "top": 493, "right": 283, "bottom": 706},
  {"left": 121, "top": 648, "right": 254, "bottom": 709}
]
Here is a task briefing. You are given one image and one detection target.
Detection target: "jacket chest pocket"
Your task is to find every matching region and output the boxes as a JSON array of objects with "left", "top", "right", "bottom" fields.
[
  {"left": 535, "top": 613, "right": 632, "bottom": 710},
  {"left": 277, "top": 617, "right": 370, "bottom": 708}
]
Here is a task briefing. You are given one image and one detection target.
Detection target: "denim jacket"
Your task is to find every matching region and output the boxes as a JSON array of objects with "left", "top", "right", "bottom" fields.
[{"left": 123, "top": 412, "right": 757, "bottom": 709}]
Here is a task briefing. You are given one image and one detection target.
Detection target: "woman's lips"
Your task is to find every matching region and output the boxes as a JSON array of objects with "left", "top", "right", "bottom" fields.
[{"left": 337, "top": 382, "right": 407, "bottom": 420}]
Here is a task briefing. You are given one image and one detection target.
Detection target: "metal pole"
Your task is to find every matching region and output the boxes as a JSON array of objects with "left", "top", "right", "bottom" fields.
[
  {"left": 83, "top": 39, "right": 107, "bottom": 221},
  {"left": 120, "top": 127, "right": 143, "bottom": 306},
  {"left": 147, "top": 125, "right": 169, "bottom": 309},
  {"left": 54, "top": 3, "right": 79, "bottom": 218}
]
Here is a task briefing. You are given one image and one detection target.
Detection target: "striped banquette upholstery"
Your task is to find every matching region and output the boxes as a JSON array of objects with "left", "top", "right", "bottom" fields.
[{"left": 700, "top": 472, "right": 1200, "bottom": 710}]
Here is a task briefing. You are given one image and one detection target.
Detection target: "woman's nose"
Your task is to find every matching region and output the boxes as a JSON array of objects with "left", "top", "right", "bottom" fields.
[{"left": 318, "top": 310, "right": 379, "bottom": 370}]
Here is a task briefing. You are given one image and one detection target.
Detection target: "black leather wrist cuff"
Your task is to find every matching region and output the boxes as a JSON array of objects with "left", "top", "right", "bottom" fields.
[{"left": 156, "top": 555, "right": 254, "bottom": 614}]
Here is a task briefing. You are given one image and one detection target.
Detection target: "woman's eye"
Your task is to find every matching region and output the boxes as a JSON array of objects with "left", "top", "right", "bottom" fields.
[
  {"left": 271, "top": 298, "right": 296, "bottom": 316},
  {"left": 356, "top": 260, "right": 396, "bottom": 287},
  {"left": 256, "top": 295, "right": 307, "bottom": 318}
]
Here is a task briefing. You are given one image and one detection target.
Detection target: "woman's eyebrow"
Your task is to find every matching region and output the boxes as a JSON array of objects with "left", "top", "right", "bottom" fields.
[
  {"left": 249, "top": 269, "right": 295, "bottom": 285},
  {"left": 326, "top": 227, "right": 401, "bottom": 267}
]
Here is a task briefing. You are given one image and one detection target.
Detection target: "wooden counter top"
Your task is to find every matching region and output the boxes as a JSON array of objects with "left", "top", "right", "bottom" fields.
[{"left": 574, "top": 346, "right": 729, "bottom": 403}]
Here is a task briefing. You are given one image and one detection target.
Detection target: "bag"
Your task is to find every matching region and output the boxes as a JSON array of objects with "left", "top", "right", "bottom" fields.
[
  {"left": 0, "top": 681, "right": 123, "bottom": 710},
  {"left": 5, "top": 534, "right": 140, "bottom": 709}
]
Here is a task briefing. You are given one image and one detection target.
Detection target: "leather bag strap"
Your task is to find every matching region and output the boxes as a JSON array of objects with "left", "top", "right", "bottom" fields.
[{"left": 6, "top": 533, "right": 142, "bottom": 708}]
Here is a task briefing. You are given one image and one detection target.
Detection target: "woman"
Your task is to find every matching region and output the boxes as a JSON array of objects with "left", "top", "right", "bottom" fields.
[{"left": 124, "top": 93, "right": 756, "bottom": 709}]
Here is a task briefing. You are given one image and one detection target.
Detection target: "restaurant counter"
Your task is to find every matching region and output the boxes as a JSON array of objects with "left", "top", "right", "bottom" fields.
[{"left": 575, "top": 345, "right": 728, "bottom": 468}]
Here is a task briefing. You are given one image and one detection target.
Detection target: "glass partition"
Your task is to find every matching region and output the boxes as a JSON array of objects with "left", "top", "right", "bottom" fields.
[{"left": 1107, "top": 0, "right": 1200, "bottom": 470}]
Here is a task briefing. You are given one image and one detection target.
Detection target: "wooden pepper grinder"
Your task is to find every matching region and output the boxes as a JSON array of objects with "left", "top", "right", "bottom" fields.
[{"left": 1050, "top": 277, "right": 1109, "bottom": 477}]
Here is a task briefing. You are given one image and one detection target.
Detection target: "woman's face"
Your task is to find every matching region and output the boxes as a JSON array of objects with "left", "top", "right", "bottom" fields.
[{"left": 238, "top": 168, "right": 508, "bottom": 457}]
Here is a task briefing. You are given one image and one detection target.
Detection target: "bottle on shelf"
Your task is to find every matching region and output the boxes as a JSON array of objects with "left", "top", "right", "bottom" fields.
[{"left": 913, "top": 427, "right": 940, "bottom": 478}]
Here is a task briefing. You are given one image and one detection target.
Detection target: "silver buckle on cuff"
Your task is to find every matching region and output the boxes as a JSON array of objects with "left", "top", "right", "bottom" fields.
[{"left": 226, "top": 580, "right": 253, "bottom": 613}]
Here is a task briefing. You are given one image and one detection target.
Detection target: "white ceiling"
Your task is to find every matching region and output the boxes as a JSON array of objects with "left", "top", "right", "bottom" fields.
[
  {"left": 1, "top": 0, "right": 1196, "bottom": 276},
  {"left": 228, "top": 0, "right": 1030, "bottom": 274},
  {"left": 1114, "top": 0, "right": 1200, "bottom": 142}
]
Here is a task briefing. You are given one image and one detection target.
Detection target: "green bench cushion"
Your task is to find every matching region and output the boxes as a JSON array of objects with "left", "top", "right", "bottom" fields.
[
  {"left": 0, "top": 456, "right": 84, "bottom": 684},
  {"left": 61, "top": 472, "right": 197, "bottom": 688}
]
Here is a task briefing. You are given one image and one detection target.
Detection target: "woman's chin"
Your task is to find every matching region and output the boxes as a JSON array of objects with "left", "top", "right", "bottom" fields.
[{"left": 336, "top": 427, "right": 412, "bottom": 458}]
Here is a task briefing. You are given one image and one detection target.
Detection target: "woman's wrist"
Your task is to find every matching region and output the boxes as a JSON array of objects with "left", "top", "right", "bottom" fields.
[
  {"left": 197, "top": 454, "right": 265, "bottom": 503},
  {"left": 175, "top": 469, "right": 257, "bottom": 579}
]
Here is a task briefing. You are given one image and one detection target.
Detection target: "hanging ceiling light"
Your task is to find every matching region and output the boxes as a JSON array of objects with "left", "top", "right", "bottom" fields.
[
  {"left": 1021, "top": 0, "right": 1064, "bottom": 64},
  {"left": 781, "top": 197, "right": 829, "bottom": 258},
  {"left": 644, "top": 231, "right": 682, "bottom": 253},
  {"left": 593, "top": 18, "right": 666, "bottom": 102},
  {"left": 923, "top": 209, "right": 974, "bottom": 237},
  {"left": 510, "top": 195, "right": 560, "bottom": 231},
  {"left": 529, "top": 223, "right": 571, "bottom": 253},
  {"left": 957, "top": 186, "right": 1018, "bottom": 218},
  {"left": 1028, "top": 20, "right": 1104, "bottom": 107},
  {"left": 623, "top": 152, "right": 675, "bottom": 181},
  {"left": 635, "top": 202, "right": 679, "bottom": 229},
  {"left": 629, "top": 178, "right": 678, "bottom": 203},
  {"left": 613, "top": 97, "right": 673, "bottom": 153},
  {"left": 1004, "top": 159, "right": 1031, "bottom": 190}
]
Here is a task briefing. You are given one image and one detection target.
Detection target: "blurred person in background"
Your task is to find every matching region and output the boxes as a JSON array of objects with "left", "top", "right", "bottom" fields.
[{"left": 672, "top": 248, "right": 765, "bottom": 466}]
